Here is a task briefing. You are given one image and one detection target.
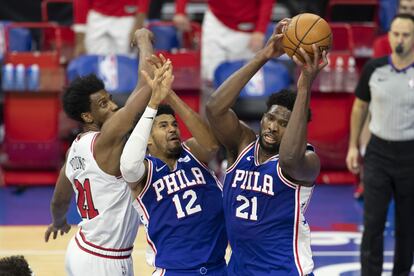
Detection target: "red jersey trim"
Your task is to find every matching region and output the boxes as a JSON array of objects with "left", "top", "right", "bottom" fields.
[
  {"left": 79, "top": 228, "right": 133, "bottom": 252},
  {"left": 75, "top": 236, "right": 131, "bottom": 259}
]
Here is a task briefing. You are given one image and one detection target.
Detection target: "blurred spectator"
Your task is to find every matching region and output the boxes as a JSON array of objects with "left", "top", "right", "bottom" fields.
[
  {"left": 374, "top": 0, "right": 414, "bottom": 57},
  {"left": 173, "top": 0, "right": 274, "bottom": 84},
  {"left": 0, "top": 255, "right": 33, "bottom": 276},
  {"left": 72, "top": 0, "right": 150, "bottom": 56}
]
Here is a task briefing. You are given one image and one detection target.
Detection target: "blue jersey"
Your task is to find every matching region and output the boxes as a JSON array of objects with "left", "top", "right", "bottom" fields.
[
  {"left": 133, "top": 143, "right": 228, "bottom": 271},
  {"left": 223, "top": 139, "right": 314, "bottom": 276}
]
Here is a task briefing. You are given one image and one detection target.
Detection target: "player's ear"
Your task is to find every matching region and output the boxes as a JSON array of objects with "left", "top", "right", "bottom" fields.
[
  {"left": 148, "top": 136, "right": 154, "bottom": 146},
  {"left": 81, "top": 112, "right": 94, "bottom": 124}
]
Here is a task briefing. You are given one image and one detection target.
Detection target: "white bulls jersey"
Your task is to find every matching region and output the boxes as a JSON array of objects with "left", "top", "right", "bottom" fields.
[{"left": 65, "top": 131, "right": 139, "bottom": 260}]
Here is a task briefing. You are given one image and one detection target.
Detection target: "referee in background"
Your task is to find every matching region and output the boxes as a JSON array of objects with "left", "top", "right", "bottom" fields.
[{"left": 346, "top": 13, "right": 414, "bottom": 276}]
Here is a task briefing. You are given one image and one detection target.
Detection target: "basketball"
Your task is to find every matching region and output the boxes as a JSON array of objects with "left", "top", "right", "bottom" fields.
[{"left": 282, "top": 13, "right": 332, "bottom": 63}]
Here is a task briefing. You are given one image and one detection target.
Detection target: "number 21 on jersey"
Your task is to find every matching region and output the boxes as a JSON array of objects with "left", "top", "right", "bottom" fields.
[
  {"left": 236, "top": 195, "right": 258, "bottom": 221},
  {"left": 74, "top": 178, "right": 99, "bottom": 219}
]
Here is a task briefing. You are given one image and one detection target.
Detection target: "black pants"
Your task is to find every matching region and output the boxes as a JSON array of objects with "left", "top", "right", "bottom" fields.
[{"left": 361, "top": 135, "right": 414, "bottom": 276}]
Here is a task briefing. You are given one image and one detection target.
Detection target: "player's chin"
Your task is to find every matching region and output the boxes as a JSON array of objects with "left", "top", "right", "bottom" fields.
[
  {"left": 259, "top": 137, "right": 280, "bottom": 152},
  {"left": 167, "top": 143, "right": 182, "bottom": 159}
]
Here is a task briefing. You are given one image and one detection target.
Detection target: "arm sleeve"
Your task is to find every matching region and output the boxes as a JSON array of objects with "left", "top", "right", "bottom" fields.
[
  {"left": 120, "top": 106, "right": 157, "bottom": 183},
  {"left": 73, "top": 0, "right": 91, "bottom": 33},
  {"left": 175, "top": 0, "right": 188, "bottom": 15},
  {"left": 255, "top": 0, "right": 274, "bottom": 33}
]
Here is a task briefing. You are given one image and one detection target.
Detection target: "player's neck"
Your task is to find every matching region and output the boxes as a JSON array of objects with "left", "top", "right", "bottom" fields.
[
  {"left": 82, "top": 124, "right": 100, "bottom": 133},
  {"left": 391, "top": 50, "right": 414, "bottom": 69},
  {"left": 258, "top": 148, "right": 278, "bottom": 164}
]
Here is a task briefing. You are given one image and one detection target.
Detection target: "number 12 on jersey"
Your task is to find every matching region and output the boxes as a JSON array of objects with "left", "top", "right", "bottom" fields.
[
  {"left": 172, "top": 189, "right": 202, "bottom": 219},
  {"left": 236, "top": 195, "right": 258, "bottom": 221}
]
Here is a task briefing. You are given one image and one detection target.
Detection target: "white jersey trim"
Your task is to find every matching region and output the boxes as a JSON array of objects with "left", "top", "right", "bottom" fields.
[
  {"left": 134, "top": 160, "right": 157, "bottom": 267},
  {"left": 226, "top": 141, "right": 255, "bottom": 173},
  {"left": 182, "top": 143, "right": 223, "bottom": 190},
  {"left": 293, "top": 186, "right": 304, "bottom": 275}
]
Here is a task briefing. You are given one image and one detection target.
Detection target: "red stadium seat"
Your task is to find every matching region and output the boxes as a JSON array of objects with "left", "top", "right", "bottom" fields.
[
  {"left": 41, "top": 0, "right": 74, "bottom": 64},
  {"left": 2, "top": 22, "right": 65, "bottom": 185},
  {"left": 329, "top": 23, "right": 354, "bottom": 53}
]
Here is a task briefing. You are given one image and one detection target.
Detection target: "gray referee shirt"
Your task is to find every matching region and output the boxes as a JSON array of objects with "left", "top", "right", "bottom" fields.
[{"left": 355, "top": 56, "right": 414, "bottom": 141}]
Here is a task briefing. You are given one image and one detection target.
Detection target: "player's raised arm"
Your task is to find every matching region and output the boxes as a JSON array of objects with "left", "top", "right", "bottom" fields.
[
  {"left": 166, "top": 90, "right": 219, "bottom": 163},
  {"left": 120, "top": 58, "right": 174, "bottom": 194},
  {"left": 279, "top": 45, "right": 327, "bottom": 184},
  {"left": 97, "top": 29, "right": 154, "bottom": 147},
  {"left": 206, "top": 19, "right": 289, "bottom": 156}
]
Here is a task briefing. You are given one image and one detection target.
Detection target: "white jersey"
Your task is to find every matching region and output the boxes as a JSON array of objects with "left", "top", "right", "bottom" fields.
[{"left": 65, "top": 131, "right": 139, "bottom": 259}]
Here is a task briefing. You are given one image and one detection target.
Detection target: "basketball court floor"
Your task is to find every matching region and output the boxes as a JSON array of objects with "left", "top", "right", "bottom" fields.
[{"left": 0, "top": 184, "right": 411, "bottom": 275}]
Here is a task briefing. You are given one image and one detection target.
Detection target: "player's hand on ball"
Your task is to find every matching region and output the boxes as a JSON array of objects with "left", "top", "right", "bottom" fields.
[{"left": 294, "top": 44, "right": 328, "bottom": 87}]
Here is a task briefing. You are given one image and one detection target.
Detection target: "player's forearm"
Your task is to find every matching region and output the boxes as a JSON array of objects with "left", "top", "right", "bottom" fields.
[
  {"left": 50, "top": 199, "right": 70, "bottom": 226},
  {"left": 127, "top": 32, "right": 154, "bottom": 101},
  {"left": 279, "top": 84, "right": 310, "bottom": 166},
  {"left": 120, "top": 106, "right": 156, "bottom": 183},
  {"left": 349, "top": 100, "right": 369, "bottom": 149},
  {"left": 167, "top": 91, "right": 219, "bottom": 152},
  {"left": 206, "top": 52, "right": 268, "bottom": 117}
]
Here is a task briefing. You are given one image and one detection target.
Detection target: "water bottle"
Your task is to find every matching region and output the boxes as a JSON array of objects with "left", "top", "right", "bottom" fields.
[
  {"left": 319, "top": 57, "right": 333, "bottom": 92},
  {"left": 15, "top": 63, "right": 26, "bottom": 91},
  {"left": 333, "top": 56, "right": 344, "bottom": 92},
  {"left": 344, "top": 57, "right": 358, "bottom": 93},
  {"left": 1, "top": 63, "right": 15, "bottom": 91},
  {"left": 27, "top": 64, "right": 40, "bottom": 91}
]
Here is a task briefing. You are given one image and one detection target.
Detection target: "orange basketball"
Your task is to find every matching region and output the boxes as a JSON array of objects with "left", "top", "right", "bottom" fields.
[{"left": 282, "top": 13, "right": 332, "bottom": 63}]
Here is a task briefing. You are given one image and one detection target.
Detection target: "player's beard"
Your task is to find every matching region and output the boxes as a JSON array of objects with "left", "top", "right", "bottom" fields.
[
  {"left": 166, "top": 144, "right": 182, "bottom": 159},
  {"left": 259, "top": 134, "right": 280, "bottom": 154}
]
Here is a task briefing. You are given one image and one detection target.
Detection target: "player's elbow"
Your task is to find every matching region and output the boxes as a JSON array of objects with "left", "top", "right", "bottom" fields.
[
  {"left": 206, "top": 96, "right": 224, "bottom": 119},
  {"left": 120, "top": 161, "right": 146, "bottom": 184}
]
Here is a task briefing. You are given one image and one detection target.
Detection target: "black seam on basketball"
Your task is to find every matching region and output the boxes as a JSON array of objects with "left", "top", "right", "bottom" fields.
[
  {"left": 293, "top": 17, "right": 321, "bottom": 57},
  {"left": 284, "top": 31, "right": 299, "bottom": 49},
  {"left": 299, "top": 33, "right": 331, "bottom": 45}
]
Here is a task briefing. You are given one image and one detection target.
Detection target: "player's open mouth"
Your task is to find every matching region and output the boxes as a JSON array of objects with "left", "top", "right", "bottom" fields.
[
  {"left": 168, "top": 135, "right": 180, "bottom": 142},
  {"left": 263, "top": 134, "right": 276, "bottom": 144}
]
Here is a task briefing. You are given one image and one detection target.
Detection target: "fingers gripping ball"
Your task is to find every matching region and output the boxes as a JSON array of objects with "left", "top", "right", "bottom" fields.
[{"left": 282, "top": 13, "right": 332, "bottom": 62}]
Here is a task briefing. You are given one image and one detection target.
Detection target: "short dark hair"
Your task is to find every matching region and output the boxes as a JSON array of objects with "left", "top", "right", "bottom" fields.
[
  {"left": 0, "top": 255, "right": 32, "bottom": 276},
  {"left": 156, "top": 104, "right": 175, "bottom": 117},
  {"left": 266, "top": 89, "right": 312, "bottom": 122},
  {"left": 62, "top": 74, "right": 105, "bottom": 122},
  {"left": 392, "top": 13, "right": 414, "bottom": 24}
]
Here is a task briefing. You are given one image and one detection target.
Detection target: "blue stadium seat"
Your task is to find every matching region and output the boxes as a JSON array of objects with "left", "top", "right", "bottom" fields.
[
  {"left": 67, "top": 54, "right": 138, "bottom": 93},
  {"left": 214, "top": 59, "right": 293, "bottom": 119},
  {"left": 67, "top": 55, "right": 139, "bottom": 105},
  {"left": 265, "top": 22, "right": 275, "bottom": 43},
  {"left": 148, "top": 23, "right": 180, "bottom": 51},
  {"left": 0, "top": 21, "right": 32, "bottom": 61}
]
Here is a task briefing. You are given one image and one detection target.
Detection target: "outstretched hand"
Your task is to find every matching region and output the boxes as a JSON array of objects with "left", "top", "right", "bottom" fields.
[
  {"left": 262, "top": 18, "right": 291, "bottom": 59},
  {"left": 141, "top": 54, "right": 174, "bottom": 106},
  {"left": 293, "top": 44, "right": 328, "bottom": 89},
  {"left": 45, "top": 221, "right": 71, "bottom": 242}
]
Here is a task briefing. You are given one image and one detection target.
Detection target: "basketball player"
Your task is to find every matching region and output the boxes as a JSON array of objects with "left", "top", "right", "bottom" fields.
[
  {"left": 44, "top": 29, "right": 158, "bottom": 275},
  {"left": 119, "top": 57, "right": 228, "bottom": 275},
  {"left": 205, "top": 21, "right": 328, "bottom": 275}
]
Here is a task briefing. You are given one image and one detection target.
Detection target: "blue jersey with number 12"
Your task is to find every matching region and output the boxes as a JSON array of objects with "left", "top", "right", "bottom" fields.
[{"left": 133, "top": 143, "right": 228, "bottom": 271}]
